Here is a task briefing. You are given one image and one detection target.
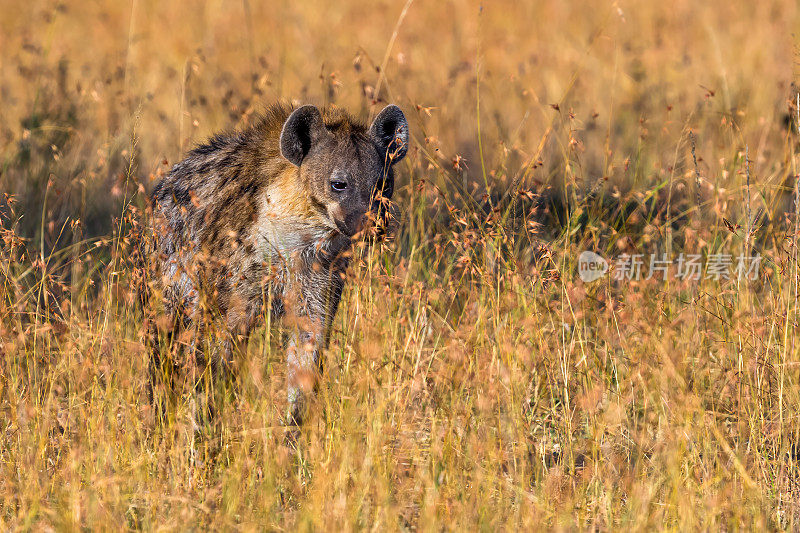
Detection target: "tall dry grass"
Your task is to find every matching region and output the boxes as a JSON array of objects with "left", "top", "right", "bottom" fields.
[{"left": 2, "top": 0, "right": 800, "bottom": 529}]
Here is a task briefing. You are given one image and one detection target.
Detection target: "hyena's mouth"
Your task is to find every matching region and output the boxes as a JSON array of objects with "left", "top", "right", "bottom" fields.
[
  {"left": 324, "top": 202, "right": 360, "bottom": 237},
  {"left": 334, "top": 218, "right": 355, "bottom": 237}
]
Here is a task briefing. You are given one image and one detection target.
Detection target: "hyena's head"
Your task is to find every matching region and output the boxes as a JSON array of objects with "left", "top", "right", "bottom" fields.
[{"left": 280, "top": 104, "right": 408, "bottom": 237}]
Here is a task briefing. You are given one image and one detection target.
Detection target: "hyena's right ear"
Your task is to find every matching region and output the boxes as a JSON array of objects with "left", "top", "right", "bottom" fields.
[{"left": 280, "top": 105, "right": 326, "bottom": 166}]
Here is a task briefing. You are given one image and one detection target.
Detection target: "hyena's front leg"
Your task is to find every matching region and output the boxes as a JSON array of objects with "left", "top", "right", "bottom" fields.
[
  {"left": 286, "top": 327, "right": 323, "bottom": 425},
  {"left": 285, "top": 265, "right": 345, "bottom": 426}
]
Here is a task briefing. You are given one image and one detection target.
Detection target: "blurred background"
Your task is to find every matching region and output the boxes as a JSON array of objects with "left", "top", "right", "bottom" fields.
[{"left": 1, "top": 0, "right": 797, "bottom": 248}]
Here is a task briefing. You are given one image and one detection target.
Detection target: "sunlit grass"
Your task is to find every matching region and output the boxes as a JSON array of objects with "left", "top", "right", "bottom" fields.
[{"left": 2, "top": 0, "right": 800, "bottom": 530}]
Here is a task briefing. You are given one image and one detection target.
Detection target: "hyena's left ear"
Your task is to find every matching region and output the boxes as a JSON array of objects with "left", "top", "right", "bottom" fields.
[
  {"left": 280, "top": 105, "right": 328, "bottom": 166},
  {"left": 370, "top": 104, "right": 409, "bottom": 165}
]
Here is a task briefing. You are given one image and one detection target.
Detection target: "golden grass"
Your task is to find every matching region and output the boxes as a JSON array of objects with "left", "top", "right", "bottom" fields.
[{"left": 2, "top": 0, "right": 800, "bottom": 529}]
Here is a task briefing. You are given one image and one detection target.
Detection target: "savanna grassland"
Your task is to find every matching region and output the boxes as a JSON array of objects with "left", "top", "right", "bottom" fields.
[{"left": 2, "top": 0, "right": 800, "bottom": 529}]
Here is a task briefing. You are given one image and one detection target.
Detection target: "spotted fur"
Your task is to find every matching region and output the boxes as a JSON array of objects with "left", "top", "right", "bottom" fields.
[{"left": 149, "top": 103, "right": 409, "bottom": 423}]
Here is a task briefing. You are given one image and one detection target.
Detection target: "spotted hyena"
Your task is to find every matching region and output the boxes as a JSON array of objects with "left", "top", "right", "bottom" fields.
[{"left": 148, "top": 103, "right": 408, "bottom": 423}]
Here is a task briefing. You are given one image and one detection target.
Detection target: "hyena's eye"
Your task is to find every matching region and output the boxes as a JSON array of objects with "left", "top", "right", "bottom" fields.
[{"left": 331, "top": 179, "right": 348, "bottom": 192}]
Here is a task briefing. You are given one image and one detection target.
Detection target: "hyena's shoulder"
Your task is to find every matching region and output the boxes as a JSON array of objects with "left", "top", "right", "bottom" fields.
[{"left": 151, "top": 105, "right": 294, "bottom": 254}]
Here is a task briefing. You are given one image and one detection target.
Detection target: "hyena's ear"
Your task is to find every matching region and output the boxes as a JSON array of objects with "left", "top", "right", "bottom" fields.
[
  {"left": 280, "top": 105, "right": 327, "bottom": 166},
  {"left": 370, "top": 104, "right": 409, "bottom": 165}
]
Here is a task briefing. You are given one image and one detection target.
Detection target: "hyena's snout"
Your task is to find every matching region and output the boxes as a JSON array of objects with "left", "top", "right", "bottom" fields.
[
  {"left": 330, "top": 209, "right": 365, "bottom": 237},
  {"left": 345, "top": 210, "right": 367, "bottom": 236}
]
